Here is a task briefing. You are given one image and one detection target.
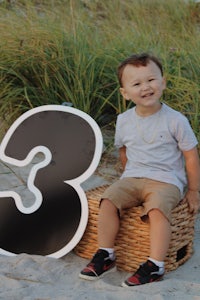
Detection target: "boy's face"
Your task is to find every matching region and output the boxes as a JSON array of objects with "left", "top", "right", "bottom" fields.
[{"left": 120, "top": 60, "right": 166, "bottom": 113}]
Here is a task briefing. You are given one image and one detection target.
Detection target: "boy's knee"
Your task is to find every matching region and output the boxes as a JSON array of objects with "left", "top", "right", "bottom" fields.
[
  {"left": 100, "top": 198, "right": 119, "bottom": 215},
  {"left": 148, "top": 208, "right": 169, "bottom": 222},
  {"left": 100, "top": 198, "right": 114, "bottom": 208}
]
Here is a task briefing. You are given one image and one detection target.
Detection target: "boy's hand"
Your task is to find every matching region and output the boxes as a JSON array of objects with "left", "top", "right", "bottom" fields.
[{"left": 183, "top": 190, "right": 200, "bottom": 214}]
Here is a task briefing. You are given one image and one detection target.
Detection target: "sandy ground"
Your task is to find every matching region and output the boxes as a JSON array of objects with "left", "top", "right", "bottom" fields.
[{"left": 0, "top": 151, "right": 199, "bottom": 300}]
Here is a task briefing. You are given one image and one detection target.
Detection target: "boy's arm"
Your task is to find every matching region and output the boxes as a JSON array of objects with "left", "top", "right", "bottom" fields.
[
  {"left": 183, "top": 146, "right": 200, "bottom": 214},
  {"left": 119, "top": 146, "right": 127, "bottom": 171}
]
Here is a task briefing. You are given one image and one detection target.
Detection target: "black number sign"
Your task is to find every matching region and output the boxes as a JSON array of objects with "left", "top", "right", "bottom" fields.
[{"left": 0, "top": 105, "right": 103, "bottom": 258}]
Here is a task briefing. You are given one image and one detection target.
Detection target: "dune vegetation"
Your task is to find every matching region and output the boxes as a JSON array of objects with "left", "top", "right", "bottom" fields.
[{"left": 0, "top": 0, "right": 200, "bottom": 146}]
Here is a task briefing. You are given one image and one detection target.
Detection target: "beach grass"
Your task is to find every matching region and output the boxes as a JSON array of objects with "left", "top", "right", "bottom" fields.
[{"left": 0, "top": 0, "right": 200, "bottom": 143}]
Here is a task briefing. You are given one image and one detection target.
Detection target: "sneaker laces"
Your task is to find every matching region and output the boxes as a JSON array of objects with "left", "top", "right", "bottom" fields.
[
  {"left": 137, "top": 260, "right": 160, "bottom": 276},
  {"left": 85, "top": 250, "right": 110, "bottom": 276},
  {"left": 91, "top": 250, "right": 109, "bottom": 264},
  {"left": 86, "top": 250, "right": 109, "bottom": 268}
]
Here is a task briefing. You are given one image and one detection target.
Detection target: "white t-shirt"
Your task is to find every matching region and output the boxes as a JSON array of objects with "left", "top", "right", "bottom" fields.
[{"left": 115, "top": 103, "right": 198, "bottom": 196}]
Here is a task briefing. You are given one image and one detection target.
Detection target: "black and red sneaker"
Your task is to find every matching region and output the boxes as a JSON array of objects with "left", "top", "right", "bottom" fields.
[
  {"left": 79, "top": 249, "right": 116, "bottom": 281},
  {"left": 122, "top": 260, "right": 164, "bottom": 287}
]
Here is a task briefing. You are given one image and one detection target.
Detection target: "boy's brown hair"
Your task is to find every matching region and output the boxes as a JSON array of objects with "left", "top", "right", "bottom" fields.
[{"left": 117, "top": 53, "right": 163, "bottom": 87}]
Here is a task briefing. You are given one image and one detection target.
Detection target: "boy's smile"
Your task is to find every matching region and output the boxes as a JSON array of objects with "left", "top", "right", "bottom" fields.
[
  {"left": 120, "top": 61, "right": 166, "bottom": 116},
  {"left": 141, "top": 92, "right": 154, "bottom": 99}
]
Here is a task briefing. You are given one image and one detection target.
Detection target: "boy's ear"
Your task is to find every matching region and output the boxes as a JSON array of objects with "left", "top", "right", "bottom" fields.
[{"left": 120, "top": 87, "right": 129, "bottom": 100}]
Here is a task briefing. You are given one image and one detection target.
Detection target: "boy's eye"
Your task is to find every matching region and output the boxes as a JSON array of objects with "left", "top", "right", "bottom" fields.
[
  {"left": 133, "top": 83, "right": 140, "bottom": 86},
  {"left": 149, "top": 78, "right": 154, "bottom": 82}
]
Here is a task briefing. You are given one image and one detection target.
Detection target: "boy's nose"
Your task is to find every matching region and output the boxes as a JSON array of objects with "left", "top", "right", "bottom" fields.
[{"left": 141, "top": 82, "right": 150, "bottom": 91}]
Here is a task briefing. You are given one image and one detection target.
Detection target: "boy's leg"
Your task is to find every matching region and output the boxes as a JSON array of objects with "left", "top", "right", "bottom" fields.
[
  {"left": 79, "top": 198, "right": 118, "bottom": 280},
  {"left": 122, "top": 180, "right": 181, "bottom": 287},
  {"left": 122, "top": 209, "right": 168, "bottom": 287},
  {"left": 148, "top": 209, "right": 171, "bottom": 261},
  {"left": 79, "top": 178, "right": 142, "bottom": 281},
  {"left": 98, "top": 198, "right": 120, "bottom": 248}
]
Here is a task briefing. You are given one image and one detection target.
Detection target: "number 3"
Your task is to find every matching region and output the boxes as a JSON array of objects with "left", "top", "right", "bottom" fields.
[{"left": 0, "top": 105, "right": 103, "bottom": 258}]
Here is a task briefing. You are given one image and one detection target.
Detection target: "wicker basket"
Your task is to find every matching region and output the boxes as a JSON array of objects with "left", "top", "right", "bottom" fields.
[{"left": 74, "top": 185, "right": 195, "bottom": 272}]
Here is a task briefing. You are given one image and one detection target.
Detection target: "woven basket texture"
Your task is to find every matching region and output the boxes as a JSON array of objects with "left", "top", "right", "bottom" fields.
[{"left": 74, "top": 185, "right": 195, "bottom": 272}]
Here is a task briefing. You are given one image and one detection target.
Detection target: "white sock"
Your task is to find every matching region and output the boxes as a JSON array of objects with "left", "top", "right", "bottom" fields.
[
  {"left": 148, "top": 257, "right": 165, "bottom": 275},
  {"left": 100, "top": 248, "right": 115, "bottom": 260}
]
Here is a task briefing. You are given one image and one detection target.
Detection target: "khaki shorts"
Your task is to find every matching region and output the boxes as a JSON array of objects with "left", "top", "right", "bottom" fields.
[{"left": 102, "top": 177, "right": 181, "bottom": 223}]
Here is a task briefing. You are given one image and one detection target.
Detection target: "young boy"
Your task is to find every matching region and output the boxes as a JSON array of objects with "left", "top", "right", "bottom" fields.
[{"left": 79, "top": 53, "right": 200, "bottom": 286}]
